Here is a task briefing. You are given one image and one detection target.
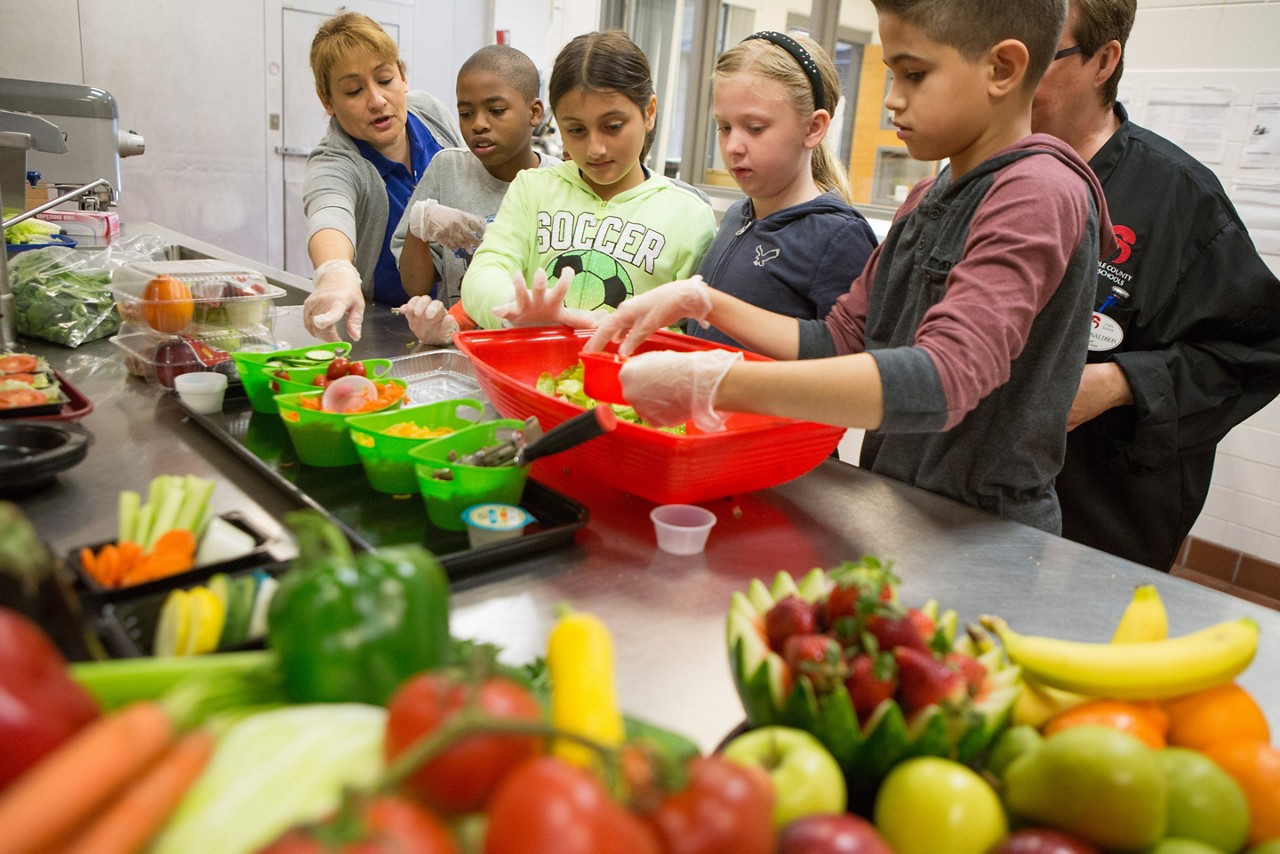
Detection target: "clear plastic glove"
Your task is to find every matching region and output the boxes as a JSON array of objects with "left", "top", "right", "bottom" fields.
[
  {"left": 402, "top": 295, "right": 460, "bottom": 345},
  {"left": 408, "top": 198, "right": 485, "bottom": 253},
  {"left": 491, "top": 266, "right": 605, "bottom": 329},
  {"left": 304, "top": 259, "right": 365, "bottom": 342},
  {"left": 619, "top": 348, "right": 742, "bottom": 432},
  {"left": 584, "top": 276, "right": 713, "bottom": 356}
]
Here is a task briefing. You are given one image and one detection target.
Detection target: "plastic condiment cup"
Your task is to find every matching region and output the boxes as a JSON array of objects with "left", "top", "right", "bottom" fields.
[
  {"left": 650, "top": 504, "right": 717, "bottom": 555},
  {"left": 463, "top": 503, "right": 533, "bottom": 549},
  {"left": 173, "top": 371, "right": 228, "bottom": 414}
]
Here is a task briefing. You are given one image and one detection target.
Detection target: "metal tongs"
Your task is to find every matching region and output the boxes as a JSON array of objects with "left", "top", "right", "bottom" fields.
[{"left": 448, "top": 405, "right": 618, "bottom": 469}]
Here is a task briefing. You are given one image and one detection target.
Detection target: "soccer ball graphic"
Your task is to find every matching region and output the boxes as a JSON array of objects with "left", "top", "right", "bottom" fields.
[{"left": 547, "top": 250, "right": 633, "bottom": 311}]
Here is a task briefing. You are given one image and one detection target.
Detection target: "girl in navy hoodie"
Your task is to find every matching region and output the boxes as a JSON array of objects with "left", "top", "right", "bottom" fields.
[{"left": 689, "top": 31, "right": 877, "bottom": 347}]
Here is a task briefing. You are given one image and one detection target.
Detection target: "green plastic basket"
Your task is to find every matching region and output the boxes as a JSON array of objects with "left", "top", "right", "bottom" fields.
[
  {"left": 347, "top": 398, "right": 487, "bottom": 494},
  {"left": 275, "top": 378, "right": 408, "bottom": 467},
  {"left": 265, "top": 358, "right": 393, "bottom": 397},
  {"left": 410, "top": 419, "right": 529, "bottom": 530},
  {"left": 231, "top": 342, "right": 351, "bottom": 414}
]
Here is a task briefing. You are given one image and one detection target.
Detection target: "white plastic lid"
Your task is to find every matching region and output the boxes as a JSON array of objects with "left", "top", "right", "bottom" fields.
[{"left": 462, "top": 503, "right": 532, "bottom": 532}]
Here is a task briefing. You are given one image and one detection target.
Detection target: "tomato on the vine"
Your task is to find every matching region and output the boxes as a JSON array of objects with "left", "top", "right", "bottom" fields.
[
  {"left": 257, "top": 795, "right": 458, "bottom": 853},
  {"left": 642, "top": 755, "right": 776, "bottom": 854},
  {"left": 483, "top": 756, "right": 663, "bottom": 854},
  {"left": 384, "top": 673, "right": 543, "bottom": 815}
]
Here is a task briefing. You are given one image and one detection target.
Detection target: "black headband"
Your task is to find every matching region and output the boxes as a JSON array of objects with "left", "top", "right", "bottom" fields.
[{"left": 742, "top": 30, "right": 825, "bottom": 110}]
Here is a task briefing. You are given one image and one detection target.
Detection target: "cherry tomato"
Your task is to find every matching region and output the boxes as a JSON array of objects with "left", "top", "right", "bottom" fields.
[
  {"left": 384, "top": 673, "right": 543, "bottom": 815},
  {"left": 311, "top": 375, "right": 329, "bottom": 388},
  {"left": 258, "top": 794, "right": 459, "bottom": 853},
  {"left": 326, "top": 357, "right": 351, "bottom": 381},
  {"left": 483, "top": 756, "right": 663, "bottom": 854},
  {"left": 642, "top": 755, "right": 776, "bottom": 854},
  {"left": 347, "top": 361, "right": 368, "bottom": 378}
]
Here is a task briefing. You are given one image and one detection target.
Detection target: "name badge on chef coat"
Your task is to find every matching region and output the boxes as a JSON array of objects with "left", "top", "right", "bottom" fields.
[{"left": 1089, "top": 311, "right": 1124, "bottom": 351}]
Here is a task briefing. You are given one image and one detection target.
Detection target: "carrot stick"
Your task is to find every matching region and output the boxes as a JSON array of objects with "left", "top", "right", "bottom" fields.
[
  {"left": 0, "top": 701, "right": 174, "bottom": 853},
  {"left": 97, "top": 544, "right": 119, "bottom": 588},
  {"left": 62, "top": 729, "right": 214, "bottom": 854},
  {"left": 150, "top": 528, "right": 197, "bottom": 557},
  {"left": 80, "top": 546, "right": 98, "bottom": 578}
]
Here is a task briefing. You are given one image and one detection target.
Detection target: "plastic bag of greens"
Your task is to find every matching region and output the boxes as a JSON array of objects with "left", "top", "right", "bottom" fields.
[{"left": 8, "top": 234, "right": 163, "bottom": 347}]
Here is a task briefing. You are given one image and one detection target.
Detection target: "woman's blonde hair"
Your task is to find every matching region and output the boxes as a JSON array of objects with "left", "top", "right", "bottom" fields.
[
  {"left": 715, "top": 33, "right": 852, "bottom": 203},
  {"left": 310, "top": 11, "right": 402, "bottom": 102}
]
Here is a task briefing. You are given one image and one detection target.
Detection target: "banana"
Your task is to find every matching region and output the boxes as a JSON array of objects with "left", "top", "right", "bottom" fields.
[
  {"left": 1110, "top": 584, "right": 1169, "bottom": 643},
  {"left": 1011, "top": 676, "right": 1093, "bottom": 728},
  {"left": 981, "top": 615, "right": 1259, "bottom": 701}
]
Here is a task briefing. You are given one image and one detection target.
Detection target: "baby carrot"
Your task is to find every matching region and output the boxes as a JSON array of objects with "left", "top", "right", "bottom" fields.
[
  {"left": 0, "top": 701, "right": 174, "bottom": 853},
  {"left": 62, "top": 729, "right": 214, "bottom": 854}
]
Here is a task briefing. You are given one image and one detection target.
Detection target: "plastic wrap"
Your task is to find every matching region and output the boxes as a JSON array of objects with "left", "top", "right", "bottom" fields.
[{"left": 7, "top": 235, "right": 165, "bottom": 347}]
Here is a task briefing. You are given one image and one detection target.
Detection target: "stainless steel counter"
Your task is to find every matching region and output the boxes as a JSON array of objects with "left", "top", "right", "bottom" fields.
[{"left": 11, "top": 222, "right": 1280, "bottom": 752}]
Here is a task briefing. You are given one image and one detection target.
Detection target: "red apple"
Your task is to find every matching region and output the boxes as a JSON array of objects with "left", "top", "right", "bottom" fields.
[
  {"left": 990, "top": 828, "right": 1103, "bottom": 854},
  {"left": 777, "top": 813, "right": 893, "bottom": 854}
]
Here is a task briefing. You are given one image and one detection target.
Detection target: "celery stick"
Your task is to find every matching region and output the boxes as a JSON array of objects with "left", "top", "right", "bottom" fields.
[
  {"left": 175, "top": 475, "right": 216, "bottom": 538},
  {"left": 118, "top": 490, "right": 141, "bottom": 544},
  {"left": 70, "top": 649, "right": 278, "bottom": 711},
  {"left": 148, "top": 478, "right": 188, "bottom": 549}
]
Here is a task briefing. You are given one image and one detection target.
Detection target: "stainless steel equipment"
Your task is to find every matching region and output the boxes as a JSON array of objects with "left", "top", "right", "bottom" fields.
[{"left": 0, "top": 78, "right": 145, "bottom": 209}]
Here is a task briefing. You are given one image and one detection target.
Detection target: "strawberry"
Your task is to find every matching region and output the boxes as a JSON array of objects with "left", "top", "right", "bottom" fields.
[
  {"left": 765, "top": 596, "right": 818, "bottom": 655},
  {"left": 845, "top": 652, "right": 897, "bottom": 717},
  {"left": 784, "top": 634, "right": 846, "bottom": 693},
  {"left": 865, "top": 612, "right": 930, "bottom": 654},
  {"left": 822, "top": 581, "right": 862, "bottom": 628},
  {"left": 893, "top": 647, "right": 966, "bottom": 714},
  {"left": 906, "top": 607, "right": 936, "bottom": 646},
  {"left": 944, "top": 652, "right": 987, "bottom": 697}
]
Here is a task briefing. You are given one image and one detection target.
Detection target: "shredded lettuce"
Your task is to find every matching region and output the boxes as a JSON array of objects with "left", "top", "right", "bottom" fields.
[{"left": 538, "top": 361, "right": 686, "bottom": 434}]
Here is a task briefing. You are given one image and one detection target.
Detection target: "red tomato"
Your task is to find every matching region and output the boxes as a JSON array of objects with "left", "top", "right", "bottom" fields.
[
  {"left": 484, "top": 757, "right": 663, "bottom": 854},
  {"left": 642, "top": 755, "right": 776, "bottom": 854},
  {"left": 3, "top": 373, "right": 37, "bottom": 385},
  {"left": 258, "top": 795, "right": 459, "bottom": 853},
  {"left": 347, "top": 361, "right": 368, "bottom": 378},
  {"left": 311, "top": 375, "right": 329, "bottom": 388},
  {"left": 0, "top": 354, "right": 39, "bottom": 373},
  {"left": 0, "top": 389, "right": 48, "bottom": 410},
  {"left": 384, "top": 673, "right": 542, "bottom": 815},
  {"left": 326, "top": 357, "right": 351, "bottom": 381}
]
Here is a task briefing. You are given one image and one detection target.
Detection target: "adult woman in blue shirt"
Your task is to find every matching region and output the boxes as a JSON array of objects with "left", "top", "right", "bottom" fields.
[{"left": 301, "top": 11, "right": 462, "bottom": 342}]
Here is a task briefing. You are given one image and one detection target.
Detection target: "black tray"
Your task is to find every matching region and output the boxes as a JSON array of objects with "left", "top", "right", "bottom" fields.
[
  {"left": 175, "top": 388, "right": 589, "bottom": 583},
  {"left": 95, "top": 560, "right": 290, "bottom": 658},
  {"left": 66, "top": 511, "right": 275, "bottom": 604}
]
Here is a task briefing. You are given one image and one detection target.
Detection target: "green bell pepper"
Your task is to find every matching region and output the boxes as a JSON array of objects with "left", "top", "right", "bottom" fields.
[{"left": 267, "top": 511, "right": 451, "bottom": 705}]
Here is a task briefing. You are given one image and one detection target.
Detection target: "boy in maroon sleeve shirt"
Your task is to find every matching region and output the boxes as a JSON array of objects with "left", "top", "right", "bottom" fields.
[{"left": 585, "top": 0, "right": 1116, "bottom": 533}]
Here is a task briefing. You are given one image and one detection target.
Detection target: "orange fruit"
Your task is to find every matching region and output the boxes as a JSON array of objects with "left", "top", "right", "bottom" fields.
[
  {"left": 1204, "top": 739, "right": 1280, "bottom": 845},
  {"left": 1042, "top": 699, "right": 1169, "bottom": 749},
  {"left": 1163, "top": 683, "right": 1270, "bottom": 751}
]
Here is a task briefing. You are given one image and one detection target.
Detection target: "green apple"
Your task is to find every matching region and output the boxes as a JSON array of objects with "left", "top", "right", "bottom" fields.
[
  {"left": 1147, "top": 839, "right": 1228, "bottom": 854},
  {"left": 985, "top": 724, "right": 1043, "bottom": 780},
  {"left": 1003, "top": 725, "right": 1166, "bottom": 851},
  {"left": 873, "top": 756, "right": 1007, "bottom": 854},
  {"left": 721, "top": 725, "right": 847, "bottom": 828},
  {"left": 1159, "top": 747, "right": 1249, "bottom": 853}
]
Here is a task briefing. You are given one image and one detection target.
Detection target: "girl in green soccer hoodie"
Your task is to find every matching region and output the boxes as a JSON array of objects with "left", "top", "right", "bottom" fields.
[{"left": 460, "top": 30, "right": 716, "bottom": 330}]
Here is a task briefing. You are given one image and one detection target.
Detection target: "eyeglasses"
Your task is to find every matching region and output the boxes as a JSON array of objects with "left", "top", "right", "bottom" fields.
[{"left": 1054, "top": 45, "right": 1085, "bottom": 61}]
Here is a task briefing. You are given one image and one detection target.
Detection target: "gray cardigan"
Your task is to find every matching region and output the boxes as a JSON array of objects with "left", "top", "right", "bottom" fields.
[{"left": 302, "top": 91, "right": 463, "bottom": 295}]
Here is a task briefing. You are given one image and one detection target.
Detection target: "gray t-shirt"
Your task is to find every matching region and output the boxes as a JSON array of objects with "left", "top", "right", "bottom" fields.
[{"left": 391, "top": 149, "right": 561, "bottom": 306}]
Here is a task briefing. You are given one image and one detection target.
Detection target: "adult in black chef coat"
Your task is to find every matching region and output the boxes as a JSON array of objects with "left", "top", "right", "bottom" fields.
[{"left": 1031, "top": 0, "right": 1280, "bottom": 571}]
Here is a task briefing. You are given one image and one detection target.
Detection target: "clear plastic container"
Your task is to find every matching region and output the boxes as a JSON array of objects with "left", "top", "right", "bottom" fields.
[
  {"left": 650, "top": 504, "right": 717, "bottom": 555},
  {"left": 111, "top": 323, "right": 277, "bottom": 388},
  {"left": 111, "top": 259, "right": 286, "bottom": 336}
]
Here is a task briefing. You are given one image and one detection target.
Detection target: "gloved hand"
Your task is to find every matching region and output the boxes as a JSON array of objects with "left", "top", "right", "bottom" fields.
[
  {"left": 408, "top": 198, "right": 485, "bottom": 253},
  {"left": 402, "top": 296, "right": 460, "bottom": 345},
  {"left": 619, "top": 348, "right": 741, "bottom": 432},
  {"left": 584, "top": 276, "right": 713, "bottom": 356},
  {"left": 304, "top": 259, "right": 365, "bottom": 342},
  {"left": 491, "top": 266, "right": 606, "bottom": 329}
]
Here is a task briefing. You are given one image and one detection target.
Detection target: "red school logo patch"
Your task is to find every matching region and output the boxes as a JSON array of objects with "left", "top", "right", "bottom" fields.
[{"left": 1111, "top": 225, "right": 1136, "bottom": 265}]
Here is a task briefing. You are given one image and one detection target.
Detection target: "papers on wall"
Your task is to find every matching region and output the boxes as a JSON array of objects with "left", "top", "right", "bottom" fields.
[
  {"left": 1241, "top": 92, "right": 1280, "bottom": 170},
  {"left": 1231, "top": 179, "right": 1280, "bottom": 256},
  {"left": 1144, "top": 86, "right": 1236, "bottom": 164}
]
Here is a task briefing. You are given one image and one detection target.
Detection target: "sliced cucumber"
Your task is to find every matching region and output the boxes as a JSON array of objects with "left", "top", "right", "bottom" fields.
[
  {"left": 305, "top": 350, "right": 335, "bottom": 362},
  {"left": 217, "top": 574, "right": 259, "bottom": 650},
  {"left": 247, "top": 575, "right": 280, "bottom": 641}
]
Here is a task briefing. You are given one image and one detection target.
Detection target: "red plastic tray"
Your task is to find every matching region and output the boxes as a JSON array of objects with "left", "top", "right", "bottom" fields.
[
  {"left": 23, "top": 370, "right": 94, "bottom": 422},
  {"left": 453, "top": 327, "right": 844, "bottom": 504}
]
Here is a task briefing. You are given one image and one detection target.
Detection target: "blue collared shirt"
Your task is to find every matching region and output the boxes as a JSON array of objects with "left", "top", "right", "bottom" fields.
[{"left": 355, "top": 112, "right": 442, "bottom": 306}]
